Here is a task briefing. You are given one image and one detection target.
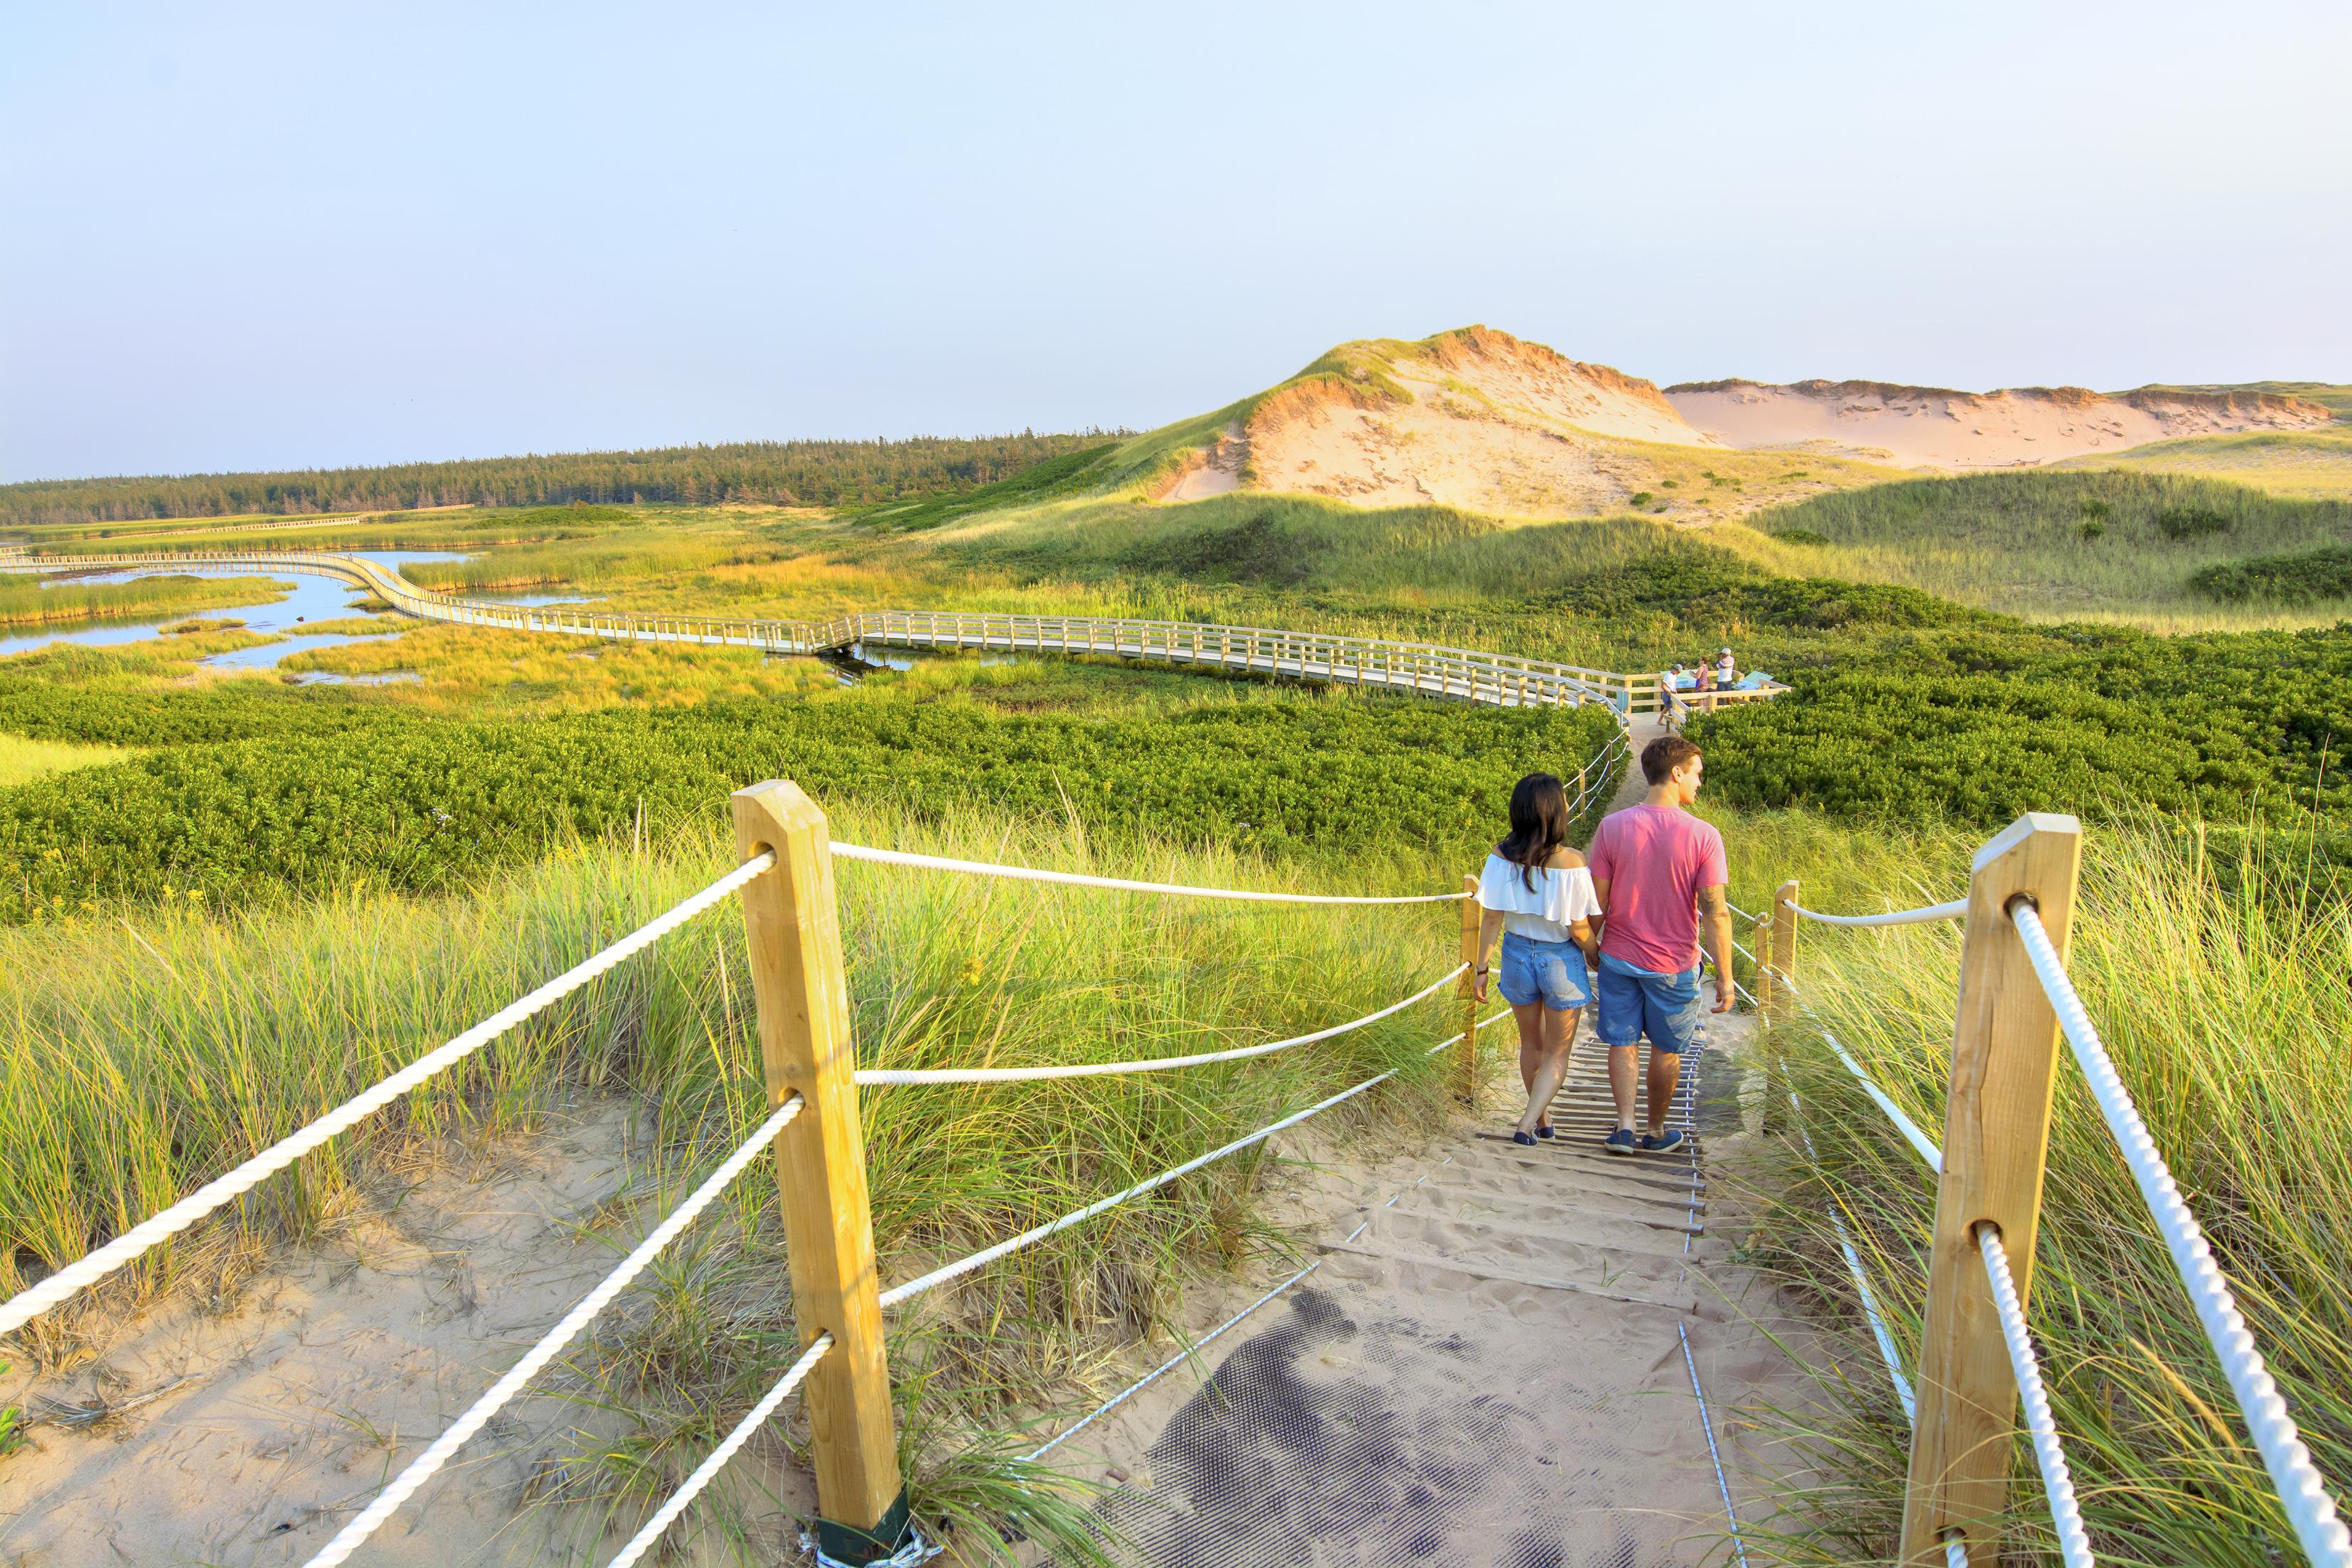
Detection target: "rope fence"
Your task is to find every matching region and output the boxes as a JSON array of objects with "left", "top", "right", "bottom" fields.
[
  {"left": 1749, "top": 828, "right": 2352, "bottom": 1567},
  {"left": 4, "top": 768, "right": 1568, "bottom": 1566}
]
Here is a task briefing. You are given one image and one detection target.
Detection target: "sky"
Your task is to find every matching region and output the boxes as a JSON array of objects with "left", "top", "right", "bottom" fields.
[{"left": 4, "top": 2, "right": 2349, "bottom": 483}]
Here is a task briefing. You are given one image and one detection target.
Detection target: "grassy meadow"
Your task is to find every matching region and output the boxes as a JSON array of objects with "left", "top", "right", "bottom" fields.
[
  {"left": 1717, "top": 813, "right": 2352, "bottom": 1566},
  {"left": 10, "top": 430, "right": 2352, "bottom": 1561}
]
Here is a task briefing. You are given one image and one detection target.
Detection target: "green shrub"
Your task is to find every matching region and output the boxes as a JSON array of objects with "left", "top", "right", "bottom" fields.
[
  {"left": 2189, "top": 546, "right": 2352, "bottom": 605},
  {"left": 1628, "top": 491, "right": 1654, "bottom": 509},
  {"left": 0, "top": 690, "right": 1621, "bottom": 921},
  {"left": 1691, "top": 625, "right": 2352, "bottom": 828},
  {"left": 2081, "top": 520, "right": 2105, "bottom": 540},
  {"left": 1777, "top": 528, "right": 1829, "bottom": 546},
  {"left": 2155, "top": 505, "right": 2231, "bottom": 541}
]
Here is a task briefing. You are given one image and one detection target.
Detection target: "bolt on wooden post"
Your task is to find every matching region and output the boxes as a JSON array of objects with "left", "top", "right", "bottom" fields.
[
  {"left": 1899, "top": 813, "right": 2083, "bottom": 1567},
  {"left": 732, "top": 781, "right": 911, "bottom": 1562},
  {"left": 1458, "top": 873, "right": 1482, "bottom": 1103}
]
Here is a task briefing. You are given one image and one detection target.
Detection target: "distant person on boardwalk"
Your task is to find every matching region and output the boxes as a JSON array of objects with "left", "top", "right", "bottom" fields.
[
  {"left": 1470, "top": 774, "right": 1602, "bottom": 1148},
  {"left": 1585, "top": 736, "right": 1734, "bottom": 1156},
  {"left": 1659, "top": 664, "right": 1686, "bottom": 730},
  {"left": 1716, "top": 647, "right": 1736, "bottom": 687},
  {"left": 1694, "top": 661, "right": 1717, "bottom": 715}
]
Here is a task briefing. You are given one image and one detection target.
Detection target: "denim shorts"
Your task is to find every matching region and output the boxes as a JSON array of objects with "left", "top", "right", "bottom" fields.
[
  {"left": 1497, "top": 931, "right": 1593, "bottom": 1011},
  {"left": 1595, "top": 952, "right": 1705, "bottom": 1055}
]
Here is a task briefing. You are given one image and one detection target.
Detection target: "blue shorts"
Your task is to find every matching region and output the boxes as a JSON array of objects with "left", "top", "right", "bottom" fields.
[
  {"left": 1595, "top": 952, "right": 1704, "bottom": 1055},
  {"left": 1497, "top": 931, "right": 1593, "bottom": 1011}
]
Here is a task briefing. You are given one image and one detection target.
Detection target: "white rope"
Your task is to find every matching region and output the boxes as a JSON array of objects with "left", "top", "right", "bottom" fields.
[
  {"left": 603, "top": 1333, "right": 835, "bottom": 1568},
  {"left": 0, "top": 854, "right": 775, "bottom": 1341},
  {"left": 304, "top": 1093, "right": 807, "bottom": 1567},
  {"left": 2012, "top": 904, "right": 2352, "bottom": 1565},
  {"left": 856, "top": 965, "right": 1466, "bottom": 1085},
  {"left": 1753, "top": 959, "right": 1945, "bottom": 1174},
  {"left": 1945, "top": 1538, "right": 1969, "bottom": 1568},
  {"left": 1792, "top": 1104, "right": 1917, "bottom": 1421},
  {"left": 1789, "top": 897, "right": 1968, "bottom": 928},
  {"left": 878, "top": 1027, "right": 1480, "bottom": 1309},
  {"left": 830, "top": 841, "right": 1469, "bottom": 904},
  {"left": 1977, "top": 1225, "right": 2096, "bottom": 1568}
]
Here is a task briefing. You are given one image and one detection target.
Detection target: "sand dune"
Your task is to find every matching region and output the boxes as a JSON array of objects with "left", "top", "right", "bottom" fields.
[{"left": 1664, "top": 378, "right": 2332, "bottom": 471}]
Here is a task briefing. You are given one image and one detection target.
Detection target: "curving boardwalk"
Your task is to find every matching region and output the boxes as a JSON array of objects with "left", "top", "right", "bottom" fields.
[{"left": 1, "top": 545, "right": 1787, "bottom": 717}]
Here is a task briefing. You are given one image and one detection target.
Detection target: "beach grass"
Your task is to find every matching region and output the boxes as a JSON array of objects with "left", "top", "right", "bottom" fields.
[
  {"left": 1726, "top": 814, "right": 2352, "bottom": 1564},
  {"left": 0, "top": 803, "right": 1476, "bottom": 1556},
  {"left": 0, "top": 735, "right": 142, "bottom": 789}
]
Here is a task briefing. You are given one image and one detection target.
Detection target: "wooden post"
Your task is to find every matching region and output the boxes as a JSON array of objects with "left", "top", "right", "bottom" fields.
[
  {"left": 1458, "top": 873, "right": 1482, "bottom": 1104},
  {"left": 1752, "top": 905, "right": 1774, "bottom": 1015},
  {"left": 1899, "top": 814, "right": 2083, "bottom": 1567},
  {"left": 1770, "top": 878, "right": 1800, "bottom": 1025},
  {"left": 732, "top": 781, "right": 910, "bottom": 1561}
]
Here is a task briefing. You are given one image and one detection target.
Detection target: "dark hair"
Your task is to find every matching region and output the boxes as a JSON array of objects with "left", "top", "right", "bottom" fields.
[
  {"left": 1641, "top": 735, "right": 1702, "bottom": 785},
  {"left": 1495, "top": 773, "right": 1572, "bottom": 891}
]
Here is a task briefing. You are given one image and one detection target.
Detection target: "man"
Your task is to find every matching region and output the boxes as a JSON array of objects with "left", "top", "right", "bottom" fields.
[{"left": 1585, "top": 735, "right": 1734, "bottom": 1156}]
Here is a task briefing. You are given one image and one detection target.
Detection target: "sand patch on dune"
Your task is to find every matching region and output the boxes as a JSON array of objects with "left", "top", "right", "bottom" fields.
[{"left": 1665, "top": 379, "right": 2332, "bottom": 472}]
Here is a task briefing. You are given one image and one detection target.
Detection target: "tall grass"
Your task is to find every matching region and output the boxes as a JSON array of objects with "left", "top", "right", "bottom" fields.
[
  {"left": 1741, "top": 818, "right": 2352, "bottom": 1564},
  {"left": 0, "top": 573, "right": 287, "bottom": 626},
  {"left": 0, "top": 801, "right": 1471, "bottom": 1556}
]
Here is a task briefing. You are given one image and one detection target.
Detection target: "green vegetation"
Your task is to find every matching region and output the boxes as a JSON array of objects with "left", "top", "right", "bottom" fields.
[
  {"left": 2189, "top": 544, "right": 2352, "bottom": 605},
  {"left": 0, "top": 733, "right": 141, "bottom": 789},
  {"left": 1689, "top": 624, "right": 2352, "bottom": 829},
  {"left": 0, "top": 809, "right": 1466, "bottom": 1556},
  {"left": 0, "top": 675, "right": 1618, "bottom": 921},
  {"left": 1735, "top": 819, "right": 2352, "bottom": 1564},
  {"left": 0, "top": 432, "right": 1123, "bottom": 528},
  {"left": 0, "top": 573, "right": 287, "bottom": 626},
  {"left": 1747, "top": 468, "right": 2352, "bottom": 625}
]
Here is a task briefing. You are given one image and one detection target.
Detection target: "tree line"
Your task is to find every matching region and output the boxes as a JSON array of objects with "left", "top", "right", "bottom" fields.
[{"left": 1, "top": 431, "right": 1127, "bottom": 528}]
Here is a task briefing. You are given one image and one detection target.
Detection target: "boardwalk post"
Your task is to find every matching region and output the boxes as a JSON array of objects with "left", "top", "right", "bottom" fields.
[
  {"left": 1898, "top": 814, "right": 2083, "bottom": 1567},
  {"left": 732, "top": 781, "right": 911, "bottom": 1564},
  {"left": 1458, "top": 873, "right": 1482, "bottom": 1103},
  {"left": 1769, "top": 879, "right": 1800, "bottom": 1024},
  {"left": 1753, "top": 904, "right": 1775, "bottom": 1015}
]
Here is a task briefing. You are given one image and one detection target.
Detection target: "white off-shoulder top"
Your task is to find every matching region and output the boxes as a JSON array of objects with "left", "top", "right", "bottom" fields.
[{"left": 1477, "top": 853, "right": 1602, "bottom": 943}]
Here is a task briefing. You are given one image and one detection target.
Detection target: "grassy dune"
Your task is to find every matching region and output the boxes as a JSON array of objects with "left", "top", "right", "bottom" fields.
[
  {"left": 1726, "top": 816, "right": 2352, "bottom": 1565},
  {"left": 0, "top": 808, "right": 1474, "bottom": 1554},
  {"left": 0, "top": 735, "right": 140, "bottom": 788},
  {"left": 2057, "top": 428, "right": 2352, "bottom": 501}
]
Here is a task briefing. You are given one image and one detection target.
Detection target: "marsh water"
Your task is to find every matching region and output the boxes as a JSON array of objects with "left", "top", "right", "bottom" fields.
[{"left": 0, "top": 554, "right": 595, "bottom": 682}]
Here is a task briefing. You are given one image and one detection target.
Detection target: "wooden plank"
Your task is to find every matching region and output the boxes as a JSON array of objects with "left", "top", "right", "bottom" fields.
[
  {"left": 1898, "top": 814, "right": 2083, "bottom": 1566},
  {"left": 732, "top": 781, "right": 904, "bottom": 1540},
  {"left": 1771, "top": 878, "right": 1799, "bottom": 1024}
]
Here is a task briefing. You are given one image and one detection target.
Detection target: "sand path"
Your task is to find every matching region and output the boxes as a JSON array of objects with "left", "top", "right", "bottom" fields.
[{"left": 1021, "top": 995, "right": 1812, "bottom": 1567}]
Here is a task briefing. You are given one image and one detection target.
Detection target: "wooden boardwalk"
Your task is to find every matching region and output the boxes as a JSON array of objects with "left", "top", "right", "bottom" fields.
[{"left": 1, "top": 545, "right": 1789, "bottom": 719}]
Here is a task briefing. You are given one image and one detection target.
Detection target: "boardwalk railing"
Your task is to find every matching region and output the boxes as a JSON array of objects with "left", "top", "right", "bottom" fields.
[
  {"left": 1734, "top": 814, "right": 2352, "bottom": 1568},
  {"left": 0, "top": 544, "right": 1789, "bottom": 715},
  {"left": 0, "top": 761, "right": 1612, "bottom": 1564}
]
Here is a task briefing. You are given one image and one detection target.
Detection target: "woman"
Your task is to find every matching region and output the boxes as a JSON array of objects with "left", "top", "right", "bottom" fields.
[{"left": 1471, "top": 773, "right": 1603, "bottom": 1146}]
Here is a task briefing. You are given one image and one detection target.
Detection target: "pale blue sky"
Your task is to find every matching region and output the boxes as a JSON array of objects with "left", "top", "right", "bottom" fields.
[{"left": 5, "top": 2, "right": 2348, "bottom": 483}]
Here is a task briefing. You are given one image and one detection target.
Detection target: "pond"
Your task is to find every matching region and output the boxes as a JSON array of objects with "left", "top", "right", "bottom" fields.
[{"left": 0, "top": 553, "right": 598, "bottom": 680}]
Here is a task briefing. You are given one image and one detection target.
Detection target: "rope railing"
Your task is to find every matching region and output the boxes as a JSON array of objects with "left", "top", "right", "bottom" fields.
[
  {"left": 604, "top": 1333, "right": 837, "bottom": 1568},
  {"left": 303, "top": 1093, "right": 809, "bottom": 1567},
  {"left": 855, "top": 965, "right": 1466, "bottom": 1085},
  {"left": 1757, "top": 843, "right": 2352, "bottom": 1565},
  {"left": 876, "top": 1031, "right": 1463, "bottom": 1309},
  {"left": 830, "top": 841, "right": 1474, "bottom": 904},
  {"left": 0, "top": 852, "right": 775, "bottom": 1340},
  {"left": 2011, "top": 902, "right": 2352, "bottom": 1566},
  {"left": 0, "top": 545, "right": 1743, "bottom": 714},
  {"left": 1978, "top": 1224, "right": 2096, "bottom": 1568}
]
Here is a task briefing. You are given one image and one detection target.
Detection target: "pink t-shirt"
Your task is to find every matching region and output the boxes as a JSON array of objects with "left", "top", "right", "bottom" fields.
[{"left": 1586, "top": 804, "right": 1728, "bottom": 973}]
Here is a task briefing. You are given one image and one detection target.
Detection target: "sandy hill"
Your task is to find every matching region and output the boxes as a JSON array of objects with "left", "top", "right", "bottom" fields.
[
  {"left": 1156, "top": 327, "right": 1753, "bottom": 517},
  {"left": 1134, "top": 329, "right": 2337, "bottom": 518},
  {"left": 1662, "top": 378, "right": 2333, "bottom": 471}
]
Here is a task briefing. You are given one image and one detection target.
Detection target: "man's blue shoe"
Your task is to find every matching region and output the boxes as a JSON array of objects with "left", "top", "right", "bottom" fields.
[
  {"left": 1637, "top": 1127, "right": 1689, "bottom": 1156},
  {"left": 1603, "top": 1127, "right": 1637, "bottom": 1156}
]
